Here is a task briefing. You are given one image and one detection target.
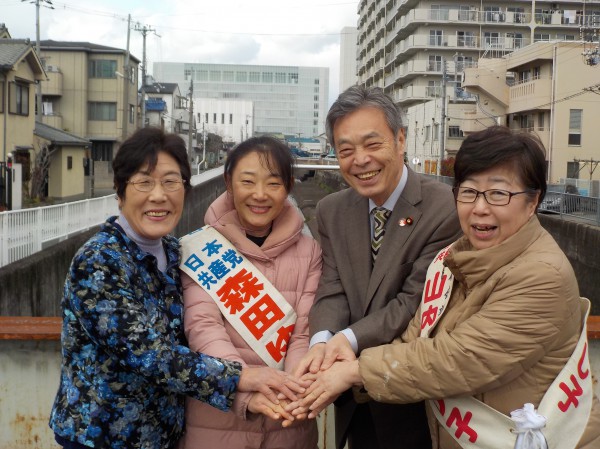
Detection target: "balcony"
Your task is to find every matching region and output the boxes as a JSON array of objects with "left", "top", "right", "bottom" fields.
[
  {"left": 507, "top": 77, "right": 552, "bottom": 114},
  {"left": 43, "top": 67, "right": 63, "bottom": 96},
  {"left": 41, "top": 114, "right": 62, "bottom": 129}
]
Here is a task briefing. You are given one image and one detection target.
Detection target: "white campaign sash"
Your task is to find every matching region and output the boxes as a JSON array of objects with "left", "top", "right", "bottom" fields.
[
  {"left": 180, "top": 225, "right": 297, "bottom": 370},
  {"left": 420, "top": 247, "right": 593, "bottom": 449}
]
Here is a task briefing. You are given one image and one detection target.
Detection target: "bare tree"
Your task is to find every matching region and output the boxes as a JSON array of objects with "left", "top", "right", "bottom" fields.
[{"left": 30, "top": 143, "right": 56, "bottom": 200}]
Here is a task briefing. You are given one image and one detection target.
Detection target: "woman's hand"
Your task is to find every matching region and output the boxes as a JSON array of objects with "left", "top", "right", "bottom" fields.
[
  {"left": 248, "top": 392, "right": 295, "bottom": 423},
  {"left": 238, "top": 366, "right": 309, "bottom": 405},
  {"left": 295, "top": 360, "right": 362, "bottom": 418}
]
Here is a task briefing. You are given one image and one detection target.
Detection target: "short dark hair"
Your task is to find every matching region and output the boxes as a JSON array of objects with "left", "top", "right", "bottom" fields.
[
  {"left": 224, "top": 136, "right": 294, "bottom": 193},
  {"left": 113, "top": 127, "right": 192, "bottom": 199},
  {"left": 326, "top": 85, "right": 404, "bottom": 148},
  {"left": 454, "top": 126, "right": 547, "bottom": 207}
]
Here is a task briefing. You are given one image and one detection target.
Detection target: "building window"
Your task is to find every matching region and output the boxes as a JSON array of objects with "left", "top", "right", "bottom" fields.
[
  {"left": 223, "top": 71, "right": 234, "bottom": 82},
  {"left": 425, "top": 125, "right": 431, "bottom": 141},
  {"left": 198, "top": 70, "right": 208, "bottom": 81},
  {"left": 275, "top": 72, "right": 286, "bottom": 83},
  {"left": 221, "top": 113, "right": 225, "bottom": 124},
  {"left": 289, "top": 73, "right": 298, "bottom": 84},
  {"left": 448, "top": 126, "right": 463, "bottom": 138},
  {"left": 88, "top": 102, "right": 116, "bottom": 121},
  {"left": 91, "top": 141, "right": 113, "bottom": 161},
  {"left": 262, "top": 72, "right": 273, "bottom": 83},
  {"left": 314, "top": 79, "right": 319, "bottom": 85},
  {"left": 428, "top": 55, "right": 442, "bottom": 72},
  {"left": 88, "top": 60, "right": 117, "bottom": 78},
  {"left": 9, "top": 82, "right": 29, "bottom": 115},
  {"left": 534, "top": 33, "right": 551, "bottom": 42},
  {"left": 567, "top": 161, "right": 580, "bottom": 179},
  {"left": 236, "top": 71, "right": 248, "bottom": 82},
  {"left": 537, "top": 113, "right": 544, "bottom": 131},
  {"left": 568, "top": 109, "right": 582, "bottom": 146},
  {"left": 129, "top": 104, "right": 135, "bottom": 124},
  {"left": 249, "top": 72, "right": 260, "bottom": 82},
  {"left": 67, "top": 156, "right": 73, "bottom": 170},
  {"left": 205, "top": 112, "right": 208, "bottom": 123},
  {"left": 229, "top": 113, "right": 233, "bottom": 124},
  {"left": 429, "top": 30, "right": 444, "bottom": 46},
  {"left": 457, "top": 31, "right": 475, "bottom": 47},
  {"left": 213, "top": 113, "right": 217, "bottom": 124}
]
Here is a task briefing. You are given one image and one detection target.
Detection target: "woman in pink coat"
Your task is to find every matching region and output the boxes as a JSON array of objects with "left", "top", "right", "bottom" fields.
[{"left": 180, "top": 136, "right": 322, "bottom": 449}]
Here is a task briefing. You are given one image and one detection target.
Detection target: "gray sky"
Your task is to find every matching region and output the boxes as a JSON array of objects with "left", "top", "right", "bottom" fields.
[{"left": 2, "top": 0, "right": 358, "bottom": 104}]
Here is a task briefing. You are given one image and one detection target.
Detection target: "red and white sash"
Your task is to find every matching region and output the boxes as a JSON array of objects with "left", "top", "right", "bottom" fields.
[
  {"left": 180, "top": 226, "right": 297, "bottom": 370},
  {"left": 420, "top": 246, "right": 593, "bottom": 449}
]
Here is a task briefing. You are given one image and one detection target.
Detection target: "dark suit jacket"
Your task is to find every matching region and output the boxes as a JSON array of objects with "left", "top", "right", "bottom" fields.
[{"left": 309, "top": 166, "right": 462, "bottom": 448}]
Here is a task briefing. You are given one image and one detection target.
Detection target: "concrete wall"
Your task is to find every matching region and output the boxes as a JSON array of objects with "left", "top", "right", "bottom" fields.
[{"left": 0, "top": 176, "right": 227, "bottom": 316}]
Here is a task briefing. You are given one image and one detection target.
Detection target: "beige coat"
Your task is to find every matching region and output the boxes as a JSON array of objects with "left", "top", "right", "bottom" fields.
[{"left": 359, "top": 216, "right": 600, "bottom": 449}]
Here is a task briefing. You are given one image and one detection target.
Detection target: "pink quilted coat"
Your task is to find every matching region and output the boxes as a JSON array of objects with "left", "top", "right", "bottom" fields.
[{"left": 179, "top": 192, "right": 322, "bottom": 449}]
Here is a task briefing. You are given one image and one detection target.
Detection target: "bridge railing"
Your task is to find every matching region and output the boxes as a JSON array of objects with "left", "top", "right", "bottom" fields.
[{"left": 0, "top": 196, "right": 119, "bottom": 268}]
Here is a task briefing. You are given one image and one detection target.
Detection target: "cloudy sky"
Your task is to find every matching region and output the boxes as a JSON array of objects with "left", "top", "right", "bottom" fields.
[{"left": 2, "top": 0, "right": 358, "bottom": 103}]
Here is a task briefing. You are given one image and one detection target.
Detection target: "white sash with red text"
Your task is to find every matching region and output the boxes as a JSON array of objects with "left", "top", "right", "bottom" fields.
[
  {"left": 180, "top": 225, "right": 297, "bottom": 370},
  {"left": 420, "top": 246, "right": 593, "bottom": 449}
]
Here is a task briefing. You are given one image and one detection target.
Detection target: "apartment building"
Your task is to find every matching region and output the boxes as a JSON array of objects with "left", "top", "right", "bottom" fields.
[
  {"left": 39, "top": 41, "right": 141, "bottom": 163},
  {"left": 356, "top": 0, "right": 600, "bottom": 175},
  {"left": 462, "top": 40, "right": 600, "bottom": 184},
  {"left": 153, "top": 62, "right": 329, "bottom": 142}
]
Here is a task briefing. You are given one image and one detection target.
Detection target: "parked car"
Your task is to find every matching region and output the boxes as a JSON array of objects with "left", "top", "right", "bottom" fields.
[{"left": 539, "top": 184, "right": 580, "bottom": 214}]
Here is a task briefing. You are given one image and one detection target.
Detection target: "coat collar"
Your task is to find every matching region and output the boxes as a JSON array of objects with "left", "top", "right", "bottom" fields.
[
  {"left": 204, "top": 192, "right": 304, "bottom": 261},
  {"left": 445, "top": 215, "right": 545, "bottom": 290}
]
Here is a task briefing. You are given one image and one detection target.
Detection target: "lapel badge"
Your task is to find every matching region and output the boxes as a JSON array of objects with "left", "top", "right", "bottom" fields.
[{"left": 398, "top": 217, "right": 413, "bottom": 227}]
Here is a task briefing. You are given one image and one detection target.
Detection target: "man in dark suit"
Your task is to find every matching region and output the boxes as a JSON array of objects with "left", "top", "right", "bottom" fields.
[{"left": 294, "top": 86, "right": 461, "bottom": 449}]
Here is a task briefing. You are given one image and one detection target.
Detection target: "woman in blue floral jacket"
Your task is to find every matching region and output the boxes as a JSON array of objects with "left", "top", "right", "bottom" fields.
[{"left": 49, "top": 127, "right": 304, "bottom": 449}]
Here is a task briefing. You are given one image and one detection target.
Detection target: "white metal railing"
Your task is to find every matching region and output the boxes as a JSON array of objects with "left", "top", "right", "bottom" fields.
[{"left": 0, "top": 196, "right": 119, "bottom": 268}]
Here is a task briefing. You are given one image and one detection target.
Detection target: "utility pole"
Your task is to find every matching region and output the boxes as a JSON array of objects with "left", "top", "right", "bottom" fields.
[
  {"left": 22, "top": 0, "right": 54, "bottom": 121},
  {"left": 121, "top": 14, "right": 131, "bottom": 141},
  {"left": 438, "top": 57, "right": 447, "bottom": 176},
  {"left": 134, "top": 23, "right": 157, "bottom": 128},
  {"left": 188, "top": 79, "right": 194, "bottom": 164}
]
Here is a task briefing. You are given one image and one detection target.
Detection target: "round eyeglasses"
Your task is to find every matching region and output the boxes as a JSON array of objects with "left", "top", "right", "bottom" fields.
[
  {"left": 127, "top": 177, "right": 186, "bottom": 192},
  {"left": 453, "top": 187, "right": 535, "bottom": 206}
]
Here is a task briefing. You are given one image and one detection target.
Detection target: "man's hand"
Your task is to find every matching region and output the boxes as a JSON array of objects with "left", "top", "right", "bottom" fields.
[
  {"left": 320, "top": 332, "right": 356, "bottom": 371},
  {"left": 248, "top": 392, "right": 295, "bottom": 423},
  {"left": 296, "top": 360, "right": 362, "bottom": 419},
  {"left": 238, "top": 367, "right": 308, "bottom": 405},
  {"left": 293, "top": 343, "right": 327, "bottom": 377}
]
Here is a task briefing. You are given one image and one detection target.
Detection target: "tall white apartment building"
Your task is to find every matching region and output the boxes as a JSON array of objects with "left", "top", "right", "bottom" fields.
[
  {"left": 340, "top": 26, "right": 359, "bottom": 92},
  {"left": 358, "top": 0, "right": 599, "bottom": 103},
  {"left": 153, "top": 63, "right": 329, "bottom": 141},
  {"left": 356, "top": 0, "right": 600, "bottom": 174}
]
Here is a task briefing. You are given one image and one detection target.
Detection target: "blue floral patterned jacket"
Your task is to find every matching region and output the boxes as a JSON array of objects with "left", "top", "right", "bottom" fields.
[{"left": 49, "top": 217, "right": 241, "bottom": 448}]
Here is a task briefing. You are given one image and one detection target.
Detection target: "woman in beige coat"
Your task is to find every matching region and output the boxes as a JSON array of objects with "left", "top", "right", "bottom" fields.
[{"left": 296, "top": 126, "right": 600, "bottom": 449}]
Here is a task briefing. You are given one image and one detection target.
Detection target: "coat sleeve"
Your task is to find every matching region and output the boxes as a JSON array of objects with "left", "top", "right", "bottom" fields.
[
  {"left": 67, "top": 244, "right": 241, "bottom": 412},
  {"left": 284, "top": 239, "right": 323, "bottom": 373},
  {"left": 350, "top": 203, "right": 461, "bottom": 352},
  {"left": 182, "top": 272, "right": 253, "bottom": 419},
  {"left": 358, "top": 259, "right": 575, "bottom": 403}
]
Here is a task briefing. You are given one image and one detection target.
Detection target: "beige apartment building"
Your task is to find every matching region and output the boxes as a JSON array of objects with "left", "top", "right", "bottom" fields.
[
  {"left": 39, "top": 41, "right": 140, "bottom": 164},
  {"left": 462, "top": 40, "right": 600, "bottom": 185}
]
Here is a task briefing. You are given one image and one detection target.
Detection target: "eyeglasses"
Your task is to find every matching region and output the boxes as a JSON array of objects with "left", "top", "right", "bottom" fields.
[
  {"left": 127, "top": 176, "right": 186, "bottom": 192},
  {"left": 453, "top": 187, "right": 534, "bottom": 206}
]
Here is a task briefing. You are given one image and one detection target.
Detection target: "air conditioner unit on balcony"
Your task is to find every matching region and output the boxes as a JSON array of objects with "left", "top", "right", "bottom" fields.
[{"left": 46, "top": 65, "right": 58, "bottom": 72}]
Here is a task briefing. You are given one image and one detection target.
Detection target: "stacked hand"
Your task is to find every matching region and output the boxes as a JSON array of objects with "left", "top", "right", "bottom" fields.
[{"left": 242, "top": 334, "right": 363, "bottom": 424}]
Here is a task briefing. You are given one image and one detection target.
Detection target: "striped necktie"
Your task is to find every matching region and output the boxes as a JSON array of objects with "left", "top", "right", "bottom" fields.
[{"left": 371, "top": 207, "right": 391, "bottom": 261}]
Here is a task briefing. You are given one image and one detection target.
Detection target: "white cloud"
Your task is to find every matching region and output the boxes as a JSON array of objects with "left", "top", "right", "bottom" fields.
[{"left": 2, "top": 0, "right": 357, "bottom": 103}]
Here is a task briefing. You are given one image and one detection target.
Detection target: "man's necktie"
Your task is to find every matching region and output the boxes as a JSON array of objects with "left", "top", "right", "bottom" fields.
[{"left": 371, "top": 207, "right": 391, "bottom": 261}]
